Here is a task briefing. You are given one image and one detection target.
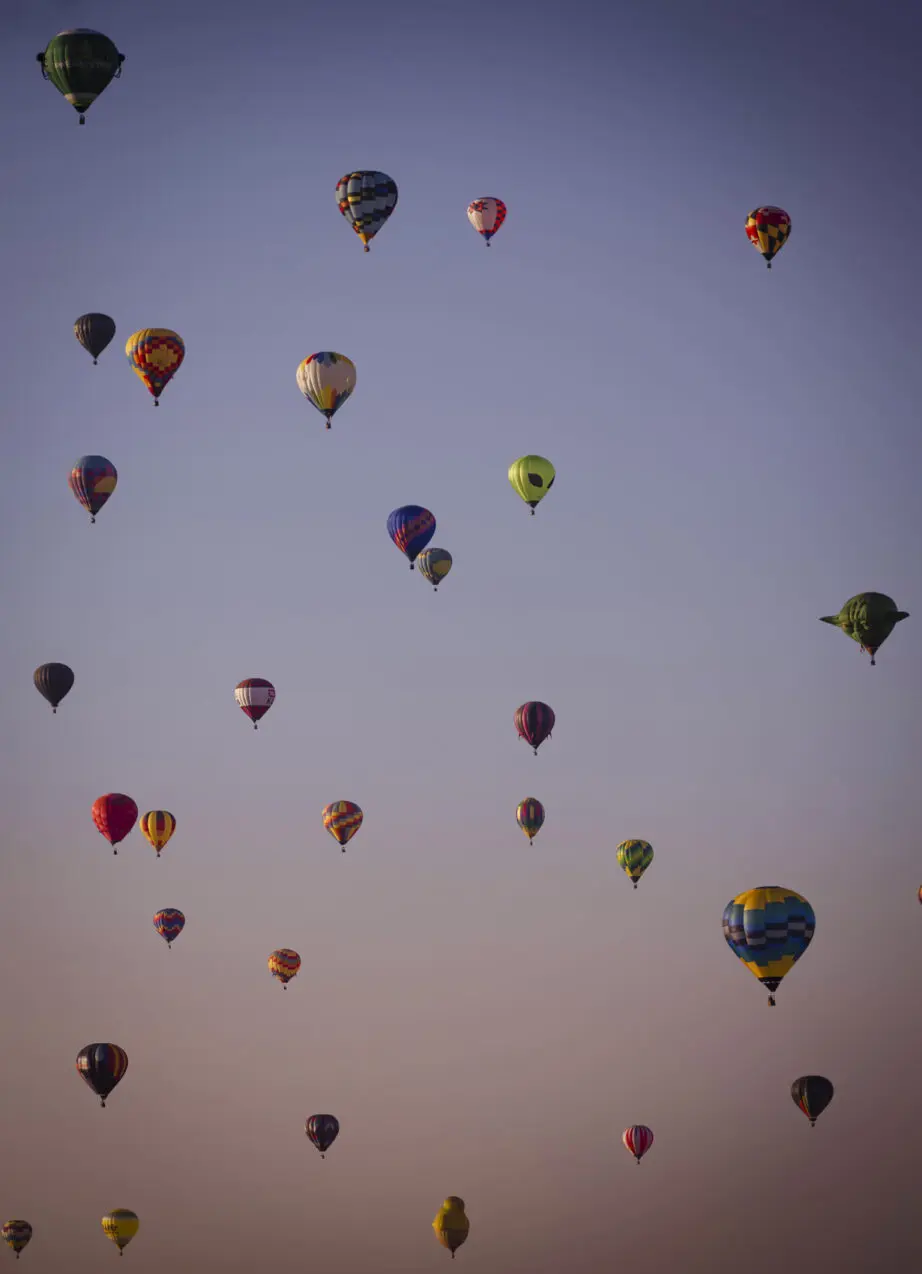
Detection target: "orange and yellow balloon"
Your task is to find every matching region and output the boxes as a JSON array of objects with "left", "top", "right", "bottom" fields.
[
  {"left": 268, "top": 948, "right": 301, "bottom": 988},
  {"left": 139, "top": 810, "right": 176, "bottom": 858},
  {"left": 322, "top": 801, "right": 363, "bottom": 852},
  {"left": 125, "top": 328, "right": 184, "bottom": 405}
]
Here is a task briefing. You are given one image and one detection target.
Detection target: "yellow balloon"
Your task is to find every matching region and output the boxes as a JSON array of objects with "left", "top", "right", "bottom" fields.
[
  {"left": 508, "top": 455, "right": 555, "bottom": 514},
  {"left": 433, "top": 1197, "right": 469, "bottom": 1258},
  {"left": 101, "top": 1209, "right": 139, "bottom": 1254}
]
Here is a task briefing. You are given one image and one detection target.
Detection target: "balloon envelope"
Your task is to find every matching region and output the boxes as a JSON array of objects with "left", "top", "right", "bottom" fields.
[
  {"left": 153, "top": 908, "right": 185, "bottom": 947},
  {"left": 791, "top": 1075, "right": 834, "bottom": 1126},
  {"left": 819, "top": 592, "right": 909, "bottom": 665},
  {"left": 467, "top": 197, "right": 507, "bottom": 244},
  {"left": 268, "top": 949, "right": 301, "bottom": 986},
  {"left": 514, "top": 701, "right": 555, "bottom": 753},
  {"left": 336, "top": 171, "right": 398, "bottom": 250},
  {"left": 417, "top": 548, "right": 452, "bottom": 590},
  {"left": 508, "top": 455, "right": 555, "bottom": 513},
  {"left": 722, "top": 886, "right": 815, "bottom": 1004},
  {"left": 306, "top": 1113, "right": 340, "bottom": 1155},
  {"left": 745, "top": 206, "right": 791, "bottom": 266},
  {"left": 235, "top": 678, "right": 275, "bottom": 728},
  {"left": 34, "top": 662, "right": 74, "bottom": 712},
  {"left": 623, "top": 1124, "right": 654, "bottom": 1163},
  {"left": 322, "top": 801, "right": 363, "bottom": 850},
  {"left": 387, "top": 506, "right": 436, "bottom": 567},
  {"left": 37, "top": 29, "right": 125, "bottom": 123},
  {"left": 101, "top": 1210, "right": 138, "bottom": 1252},
  {"left": 296, "top": 352, "right": 356, "bottom": 428},
  {"left": 1, "top": 1221, "right": 32, "bottom": 1257},
  {"left": 74, "top": 312, "right": 116, "bottom": 362},
  {"left": 125, "top": 328, "right": 184, "bottom": 403},
  {"left": 69, "top": 455, "right": 117, "bottom": 522},
  {"left": 76, "top": 1043, "right": 128, "bottom": 1106},
  {"left": 139, "top": 810, "right": 176, "bottom": 857},
  {"left": 615, "top": 839, "right": 653, "bottom": 888},
  {"left": 515, "top": 798, "right": 545, "bottom": 843},
  {"left": 92, "top": 793, "right": 138, "bottom": 853}
]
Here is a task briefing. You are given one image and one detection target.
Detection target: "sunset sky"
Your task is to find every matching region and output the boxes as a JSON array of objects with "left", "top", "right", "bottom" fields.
[{"left": 2, "top": 1, "right": 921, "bottom": 1270}]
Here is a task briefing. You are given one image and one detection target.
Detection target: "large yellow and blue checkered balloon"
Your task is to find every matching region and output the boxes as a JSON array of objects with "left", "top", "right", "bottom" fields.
[{"left": 722, "top": 886, "right": 815, "bottom": 1006}]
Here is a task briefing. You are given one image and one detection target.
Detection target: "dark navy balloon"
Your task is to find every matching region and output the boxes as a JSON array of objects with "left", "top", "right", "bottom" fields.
[
  {"left": 76, "top": 1042, "right": 128, "bottom": 1108},
  {"left": 306, "top": 1113, "right": 340, "bottom": 1158},
  {"left": 387, "top": 505, "right": 436, "bottom": 569},
  {"left": 33, "top": 662, "right": 74, "bottom": 713},
  {"left": 74, "top": 313, "right": 116, "bottom": 363},
  {"left": 791, "top": 1075, "right": 834, "bottom": 1127}
]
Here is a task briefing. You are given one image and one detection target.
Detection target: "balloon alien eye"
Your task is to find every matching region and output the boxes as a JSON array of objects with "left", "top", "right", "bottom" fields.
[{"left": 528, "top": 473, "right": 544, "bottom": 488}]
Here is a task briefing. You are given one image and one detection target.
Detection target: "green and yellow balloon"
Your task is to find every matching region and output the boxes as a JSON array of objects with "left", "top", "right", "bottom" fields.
[
  {"left": 508, "top": 455, "right": 555, "bottom": 515},
  {"left": 615, "top": 839, "right": 653, "bottom": 890}
]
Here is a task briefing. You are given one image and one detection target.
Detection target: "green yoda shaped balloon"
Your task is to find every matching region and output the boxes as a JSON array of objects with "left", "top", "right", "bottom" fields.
[{"left": 819, "top": 592, "right": 909, "bottom": 666}]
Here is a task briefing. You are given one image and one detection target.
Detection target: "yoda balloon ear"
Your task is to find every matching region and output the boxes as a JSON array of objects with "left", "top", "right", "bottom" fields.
[
  {"left": 894, "top": 611, "right": 910, "bottom": 622},
  {"left": 818, "top": 615, "right": 840, "bottom": 626}
]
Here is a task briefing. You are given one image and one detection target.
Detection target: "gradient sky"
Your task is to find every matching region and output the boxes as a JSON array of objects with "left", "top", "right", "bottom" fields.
[{"left": 2, "top": 1, "right": 921, "bottom": 1270}]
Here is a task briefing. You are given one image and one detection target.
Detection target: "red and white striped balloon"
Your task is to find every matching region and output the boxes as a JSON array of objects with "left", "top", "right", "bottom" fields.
[{"left": 622, "top": 1124, "right": 654, "bottom": 1164}]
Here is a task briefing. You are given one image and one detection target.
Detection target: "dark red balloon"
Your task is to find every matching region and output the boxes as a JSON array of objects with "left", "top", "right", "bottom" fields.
[
  {"left": 92, "top": 793, "right": 138, "bottom": 855},
  {"left": 514, "top": 701, "right": 556, "bottom": 755}
]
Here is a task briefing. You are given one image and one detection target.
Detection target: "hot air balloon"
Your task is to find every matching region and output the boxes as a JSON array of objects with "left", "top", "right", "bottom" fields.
[
  {"left": 69, "top": 455, "right": 117, "bottom": 524},
  {"left": 92, "top": 794, "right": 138, "bottom": 855},
  {"left": 235, "top": 678, "right": 275, "bottom": 729},
  {"left": 819, "top": 592, "right": 909, "bottom": 665},
  {"left": 615, "top": 839, "right": 653, "bottom": 890},
  {"left": 153, "top": 908, "right": 185, "bottom": 949},
  {"left": 268, "top": 949, "right": 301, "bottom": 988},
  {"left": 515, "top": 798, "right": 545, "bottom": 844},
  {"left": 623, "top": 1124, "right": 654, "bottom": 1164},
  {"left": 514, "top": 702, "right": 555, "bottom": 755},
  {"left": 467, "top": 197, "right": 506, "bottom": 246},
  {"left": 335, "top": 171, "right": 398, "bottom": 252},
  {"left": 125, "top": 329, "right": 184, "bottom": 405},
  {"left": 36, "top": 29, "right": 124, "bottom": 124},
  {"left": 76, "top": 1043, "right": 128, "bottom": 1108},
  {"left": 387, "top": 505, "right": 436, "bottom": 569},
  {"left": 722, "top": 886, "right": 815, "bottom": 1006},
  {"left": 417, "top": 548, "right": 452, "bottom": 591},
  {"left": 33, "top": 662, "right": 74, "bottom": 713},
  {"left": 139, "top": 811, "right": 175, "bottom": 858},
  {"left": 745, "top": 206, "right": 791, "bottom": 268},
  {"left": 508, "top": 455, "right": 555, "bottom": 515},
  {"left": 75, "top": 313, "right": 116, "bottom": 364},
  {"left": 306, "top": 1114, "right": 340, "bottom": 1159},
  {"left": 101, "top": 1210, "right": 138, "bottom": 1255},
  {"left": 322, "top": 801, "right": 363, "bottom": 852},
  {"left": 432, "top": 1198, "right": 469, "bottom": 1259},
  {"left": 1, "top": 1221, "right": 32, "bottom": 1259},
  {"left": 791, "top": 1075, "right": 834, "bottom": 1127},
  {"left": 296, "top": 352, "right": 356, "bottom": 430}
]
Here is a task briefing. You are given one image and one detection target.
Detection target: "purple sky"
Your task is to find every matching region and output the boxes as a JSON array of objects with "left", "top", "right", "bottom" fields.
[{"left": 1, "top": 1, "right": 921, "bottom": 1270}]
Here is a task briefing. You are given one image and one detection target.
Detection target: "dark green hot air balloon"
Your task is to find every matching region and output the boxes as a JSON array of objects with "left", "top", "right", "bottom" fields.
[
  {"left": 36, "top": 29, "right": 125, "bottom": 125},
  {"left": 34, "top": 663, "right": 74, "bottom": 714},
  {"left": 74, "top": 314, "right": 116, "bottom": 365},
  {"left": 819, "top": 592, "right": 909, "bottom": 666}
]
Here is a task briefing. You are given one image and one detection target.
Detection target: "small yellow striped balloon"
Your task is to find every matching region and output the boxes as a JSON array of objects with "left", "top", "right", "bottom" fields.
[
  {"left": 101, "top": 1209, "right": 138, "bottom": 1253},
  {"left": 139, "top": 811, "right": 176, "bottom": 858}
]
